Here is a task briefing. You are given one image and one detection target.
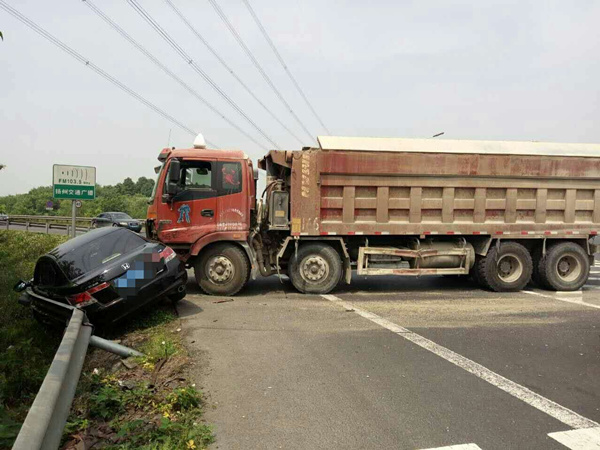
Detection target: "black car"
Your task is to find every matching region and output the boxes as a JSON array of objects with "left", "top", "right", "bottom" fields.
[
  {"left": 15, "top": 227, "right": 187, "bottom": 326},
  {"left": 91, "top": 212, "right": 142, "bottom": 233}
]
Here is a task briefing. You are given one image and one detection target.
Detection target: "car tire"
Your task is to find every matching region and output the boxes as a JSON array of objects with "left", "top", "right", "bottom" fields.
[
  {"left": 538, "top": 242, "right": 589, "bottom": 291},
  {"left": 112, "top": 223, "right": 118, "bottom": 227},
  {"left": 476, "top": 242, "right": 532, "bottom": 292},
  {"left": 288, "top": 243, "right": 342, "bottom": 294},
  {"left": 194, "top": 244, "right": 249, "bottom": 296},
  {"left": 168, "top": 290, "right": 187, "bottom": 303}
]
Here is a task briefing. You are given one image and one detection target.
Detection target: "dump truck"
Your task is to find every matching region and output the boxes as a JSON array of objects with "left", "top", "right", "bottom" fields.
[{"left": 146, "top": 135, "right": 600, "bottom": 296}]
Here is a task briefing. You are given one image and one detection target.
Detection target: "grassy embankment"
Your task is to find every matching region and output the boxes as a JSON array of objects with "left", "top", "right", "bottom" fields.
[{"left": 0, "top": 230, "right": 213, "bottom": 449}]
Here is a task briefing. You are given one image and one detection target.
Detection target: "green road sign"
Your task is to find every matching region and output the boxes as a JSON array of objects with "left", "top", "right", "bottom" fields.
[{"left": 53, "top": 164, "right": 96, "bottom": 200}]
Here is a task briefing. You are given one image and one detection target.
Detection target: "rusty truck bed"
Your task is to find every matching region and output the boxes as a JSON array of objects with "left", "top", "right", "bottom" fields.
[{"left": 278, "top": 137, "right": 600, "bottom": 238}]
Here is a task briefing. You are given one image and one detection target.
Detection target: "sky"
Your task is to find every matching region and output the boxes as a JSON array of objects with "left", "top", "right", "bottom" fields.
[{"left": 1, "top": 0, "right": 599, "bottom": 196}]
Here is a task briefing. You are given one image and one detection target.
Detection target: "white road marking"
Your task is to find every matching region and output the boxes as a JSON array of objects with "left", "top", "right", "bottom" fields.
[
  {"left": 548, "top": 427, "right": 600, "bottom": 449},
  {"left": 322, "top": 294, "right": 599, "bottom": 430},
  {"left": 523, "top": 290, "right": 600, "bottom": 310},
  {"left": 420, "top": 444, "right": 482, "bottom": 450}
]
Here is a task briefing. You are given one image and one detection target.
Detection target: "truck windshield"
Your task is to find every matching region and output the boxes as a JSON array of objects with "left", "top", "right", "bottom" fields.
[{"left": 149, "top": 163, "right": 165, "bottom": 203}]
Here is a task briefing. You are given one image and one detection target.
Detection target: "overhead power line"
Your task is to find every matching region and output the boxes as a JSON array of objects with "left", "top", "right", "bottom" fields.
[
  {"left": 82, "top": 0, "right": 266, "bottom": 150},
  {"left": 126, "top": 0, "right": 281, "bottom": 150},
  {"left": 242, "top": 0, "right": 330, "bottom": 135},
  {"left": 207, "top": 0, "right": 314, "bottom": 142},
  {"left": 163, "top": 0, "right": 304, "bottom": 146},
  {"left": 0, "top": 0, "right": 218, "bottom": 147}
]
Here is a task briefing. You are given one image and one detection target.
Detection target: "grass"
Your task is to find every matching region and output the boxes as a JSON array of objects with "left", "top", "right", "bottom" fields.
[
  {"left": 0, "top": 230, "right": 67, "bottom": 448},
  {"left": 64, "top": 307, "right": 214, "bottom": 449}
]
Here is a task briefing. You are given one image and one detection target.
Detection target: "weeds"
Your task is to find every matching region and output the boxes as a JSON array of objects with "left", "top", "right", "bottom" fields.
[
  {"left": 63, "top": 308, "right": 214, "bottom": 449},
  {"left": 0, "top": 231, "right": 66, "bottom": 448}
]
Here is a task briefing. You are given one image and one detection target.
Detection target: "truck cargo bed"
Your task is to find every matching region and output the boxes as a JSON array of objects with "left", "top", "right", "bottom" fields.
[{"left": 283, "top": 137, "right": 600, "bottom": 237}]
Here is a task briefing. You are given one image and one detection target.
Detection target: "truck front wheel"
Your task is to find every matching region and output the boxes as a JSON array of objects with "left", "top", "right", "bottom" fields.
[
  {"left": 475, "top": 242, "right": 532, "bottom": 292},
  {"left": 289, "top": 243, "right": 342, "bottom": 294},
  {"left": 194, "top": 244, "right": 249, "bottom": 296}
]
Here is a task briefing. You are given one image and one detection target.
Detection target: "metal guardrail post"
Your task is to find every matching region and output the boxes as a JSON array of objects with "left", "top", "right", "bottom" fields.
[{"left": 12, "top": 309, "right": 93, "bottom": 450}]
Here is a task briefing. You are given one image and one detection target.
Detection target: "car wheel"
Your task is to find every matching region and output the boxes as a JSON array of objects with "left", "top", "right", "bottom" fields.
[
  {"left": 112, "top": 223, "right": 118, "bottom": 227},
  {"left": 168, "top": 289, "right": 187, "bottom": 303},
  {"left": 539, "top": 242, "right": 589, "bottom": 291},
  {"left": 476, "top": 242, "right": 532, "bottom": 292},
  {"left": 288, "top": 243, "right": 342, "bottom": 294},
  {"left": 194, "top": 244, "right": 249, "bottom": 296}
]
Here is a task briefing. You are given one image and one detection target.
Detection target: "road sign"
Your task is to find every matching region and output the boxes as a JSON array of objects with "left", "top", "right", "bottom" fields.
[
  {"left": 75, "top": 200, "right": 82, "bottom": 208},
  {"left": 45, "top": 200, "right": 53, "bottom": 211},
  {"left": 53, "top": 164, "right": 96, "bottom": 200}
]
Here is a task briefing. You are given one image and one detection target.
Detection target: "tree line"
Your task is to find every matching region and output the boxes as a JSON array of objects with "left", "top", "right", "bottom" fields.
[{"left": 0, "top": 177, "right": 155, "bottom": 219}]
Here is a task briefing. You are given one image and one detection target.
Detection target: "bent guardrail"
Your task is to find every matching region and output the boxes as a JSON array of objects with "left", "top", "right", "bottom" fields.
[{"left": 12, "top": 309, "right": 92, "bottom": 450}]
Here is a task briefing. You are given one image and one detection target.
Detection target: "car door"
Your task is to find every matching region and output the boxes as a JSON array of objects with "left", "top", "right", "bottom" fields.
[{"left": 156, "top": 159, "right": 218, "bottom": 244}]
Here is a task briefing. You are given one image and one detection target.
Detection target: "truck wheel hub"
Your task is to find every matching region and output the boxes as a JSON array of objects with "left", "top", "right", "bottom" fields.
[
  {"left": 496, "top": 254, "right": 523, "bottom": 283},
  {"left": 207, "top": 256, "right": 234, "bottom": 283},
  {"left": 301, "top": 256, "right": 329, "bottom": 282},
  {"left": 556, "top": 254, "right": 581, "bottom": 282}
]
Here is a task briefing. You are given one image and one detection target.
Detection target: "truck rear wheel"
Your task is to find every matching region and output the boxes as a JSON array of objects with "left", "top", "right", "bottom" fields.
[
  {"left": 476, "top": 242, "right": 532, "bottom": 292},
  {"left": 289, "top": 243, "right": 342, "bottom": 294},
  {"left": 538, "top": 242, "right": 589, "bottom": 291},
  {"left": 194, "top": 244, "right": 249, "bottom": 296}
]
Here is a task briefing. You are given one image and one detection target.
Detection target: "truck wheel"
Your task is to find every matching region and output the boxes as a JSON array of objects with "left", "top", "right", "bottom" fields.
[
  {"left": 289, "top": 243, "right": 342, "bottom": 294},
  {"left": 538, "top": 242, "right": 589, "bottom": 291},
  {"left": 531, "top": 245, "right": 551, "bottom": 289},
  {"left": 194, "top": 244, "right": 249, "bottom": 296},
  {"left": 476, "top": 242, "right": 532, "bottom": 292}
]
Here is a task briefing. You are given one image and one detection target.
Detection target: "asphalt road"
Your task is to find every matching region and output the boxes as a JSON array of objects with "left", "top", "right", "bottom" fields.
[{"left": 178, "top": 266, "right": 600, "bottom": 450}]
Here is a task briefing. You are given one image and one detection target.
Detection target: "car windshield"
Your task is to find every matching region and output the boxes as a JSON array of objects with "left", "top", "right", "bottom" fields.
[
  {"left": 112, "top": 213, "right": 132, "bottom": 220},
  {"left": 49, "top": 228, "right": 146, "bottom": 280}
]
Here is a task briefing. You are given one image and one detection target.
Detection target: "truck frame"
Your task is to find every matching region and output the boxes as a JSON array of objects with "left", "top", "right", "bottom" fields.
[{"left": 146, "top": 135, "right": 600, "bottom": 296}]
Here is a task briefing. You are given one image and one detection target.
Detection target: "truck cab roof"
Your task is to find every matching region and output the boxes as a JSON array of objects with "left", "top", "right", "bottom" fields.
[{"left": 163, "top": 147, "right": 249, "bottom": 161}]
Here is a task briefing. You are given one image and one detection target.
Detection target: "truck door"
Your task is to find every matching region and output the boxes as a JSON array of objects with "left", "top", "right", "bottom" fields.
[{"left": 157, "top": 159, "right": 217, "bottom": 243}]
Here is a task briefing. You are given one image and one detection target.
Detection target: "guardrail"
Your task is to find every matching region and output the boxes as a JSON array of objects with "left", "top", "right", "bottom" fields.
[
  {"left": 0, "top": 215, "right": 145, "bottom": 235},
  {"left": 12, "top": 309, "right": 92, "bottom": 450},
  {"left": 11, "top": 302, "right": 143, "bottom": 449}
]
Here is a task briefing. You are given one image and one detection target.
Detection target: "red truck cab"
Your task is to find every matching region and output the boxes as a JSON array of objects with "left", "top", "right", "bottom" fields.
[{"left": 147, "top": 137, "right": 257, "bottom": 295}]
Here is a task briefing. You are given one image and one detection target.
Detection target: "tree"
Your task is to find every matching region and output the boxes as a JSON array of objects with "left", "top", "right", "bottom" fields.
[
  {"left": 117, "top": 177, "right": 136, "bottom": 196},
  {"left": 135, "top": 177, "right": 155, "bottom": 197}
]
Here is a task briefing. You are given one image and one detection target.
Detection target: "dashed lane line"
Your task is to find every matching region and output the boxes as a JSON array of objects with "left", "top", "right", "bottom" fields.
[
  {"left": 420, "top": 444, "right": 482, "bottom": 450},
  {"left": 548, "top": 427, "right": 600, "bottom": 449},
  {"left": 321, "top": 294, "right": 599, "bottom": 430}
]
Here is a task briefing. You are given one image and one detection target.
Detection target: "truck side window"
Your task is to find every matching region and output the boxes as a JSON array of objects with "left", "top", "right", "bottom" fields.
[
  {"left": 184, "top": 161, "right": 212, "bottom": 190},
  {"left": 218, "top": 162, "right": 242, "bottom": 196},
  {"left": 164, "top": 160, "right": 216, "bottom": 202}
]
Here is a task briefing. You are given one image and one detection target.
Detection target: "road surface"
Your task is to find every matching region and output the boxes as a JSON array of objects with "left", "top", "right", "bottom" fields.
[{"left": 178, "top": 267, "right": 600, "bottom": 450}]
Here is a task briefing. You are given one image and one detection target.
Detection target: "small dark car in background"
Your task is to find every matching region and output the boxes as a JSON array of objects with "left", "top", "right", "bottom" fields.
[
  {"left": 16, "top": 227, "right": 187, "bottom": 327},
  {"left": 91, "top": 212, "right": 142, "bottom": 233}
]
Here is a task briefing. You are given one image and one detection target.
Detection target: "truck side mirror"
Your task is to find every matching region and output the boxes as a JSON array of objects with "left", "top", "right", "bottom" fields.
[{"left": 168, "top": 159, "right": 181, "bottom": 183}]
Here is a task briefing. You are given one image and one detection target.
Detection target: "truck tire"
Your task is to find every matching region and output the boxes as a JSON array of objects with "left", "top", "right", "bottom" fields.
[
  {"left": 289, "top": 243, "right": 342, "bottom": 294},
  {"left": 537, "top": 242, "right": 589, "bottom": 291},
  {"left": 531, "top": 245, "right": 551, "bottom": 289},
  {"left": 194, "top": 244, "right": 249, "bottom": 296},
  {"left": 476, "top": 242, "right": 532, "bottom": 292}
]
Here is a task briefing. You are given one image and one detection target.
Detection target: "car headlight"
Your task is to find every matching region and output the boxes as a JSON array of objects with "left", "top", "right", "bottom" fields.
[{"left": 120, "top": 221, "right": 128, "bottom": 226}]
